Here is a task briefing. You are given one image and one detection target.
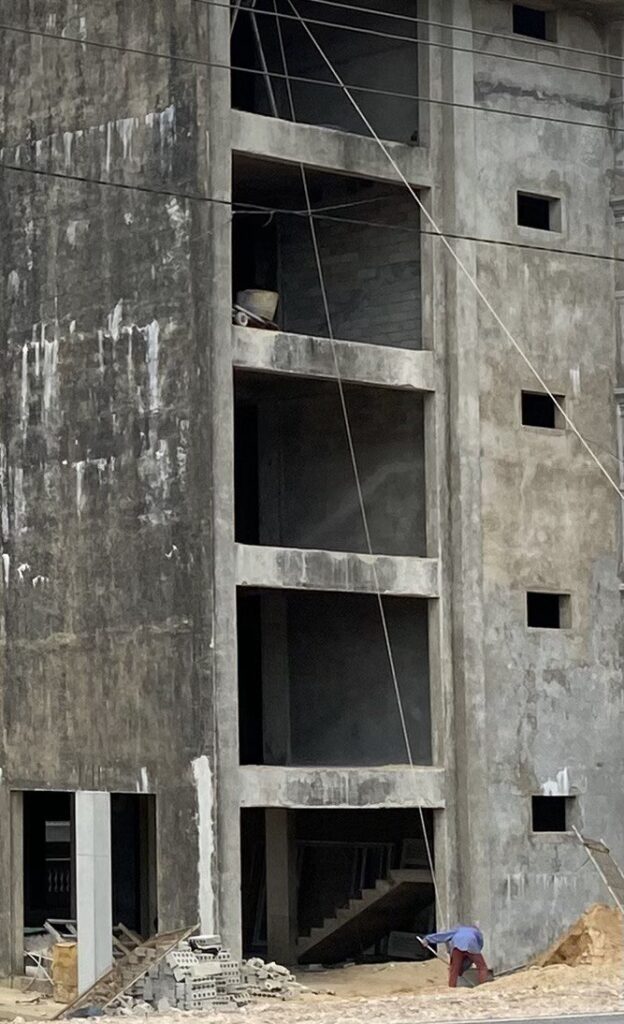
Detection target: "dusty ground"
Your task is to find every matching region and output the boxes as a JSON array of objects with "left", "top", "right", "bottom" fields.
[{"left": 2, "top": 904, "right": 622, "bottom": 1024}]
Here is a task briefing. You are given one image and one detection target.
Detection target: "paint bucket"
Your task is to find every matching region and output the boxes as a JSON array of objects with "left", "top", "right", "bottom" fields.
[{"left": 236, "top": 289, "right": 279, "bottom": 321}]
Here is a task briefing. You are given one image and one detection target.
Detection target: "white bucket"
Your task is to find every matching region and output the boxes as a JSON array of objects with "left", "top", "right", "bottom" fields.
[{"left": 236, "top": 289, "right": 279, "bottom": 321}]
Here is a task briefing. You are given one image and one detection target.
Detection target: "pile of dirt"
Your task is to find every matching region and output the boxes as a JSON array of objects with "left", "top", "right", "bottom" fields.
[{"left": 537, "top": 903, "right": 623, "bottom": 967}]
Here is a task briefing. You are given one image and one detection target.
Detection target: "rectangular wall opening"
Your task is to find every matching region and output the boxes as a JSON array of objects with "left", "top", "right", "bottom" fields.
[
  {"left": 238, "top": 588, "right": 431, "bottom": 767},
  {"left": 527, "top": 591, "right": 571, "bottom": 629},
  {"left": 231, "top": 0, "right": 419, "bottom": 144},
  {"left": 241, "top": 808, "right": 435, "bottom": 964},
  {"left": 234, "top": 370, "right": 427, "bottom": 555},
  {"left": 517, "top": 192, "right": 561, "bottom": 231},
  {"left": 532, "top": 796, "right": 572, "bottom": 833},
  {"left": 521, "top": 391, "right": 564, "bottom": 429},
  {"left": 233, "top": 157, "right": 422, "bottom": 349},
  {"left": 111, "top": 794, "right": 157, "bottom": 938},
  {"left": 512, "top": 6, "right": 554, "bottom": 41}
]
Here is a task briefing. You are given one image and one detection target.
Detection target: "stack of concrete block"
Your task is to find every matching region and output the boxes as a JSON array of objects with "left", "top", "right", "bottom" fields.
[
  {"left": 129, "top": 937, "right": 245, "bottom": 1011},
  {"left": 127, "top": 937, "right": 305, "bottom": 1012}
]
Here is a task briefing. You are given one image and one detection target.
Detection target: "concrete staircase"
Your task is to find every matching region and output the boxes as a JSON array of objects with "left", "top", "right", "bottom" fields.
[{"left": 296, "top": 868, "right": 433, "bottom": 965}]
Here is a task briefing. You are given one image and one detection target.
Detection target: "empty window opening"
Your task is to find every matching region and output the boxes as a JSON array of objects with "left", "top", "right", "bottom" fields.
[
  {"left": 111, "top": 794, "right": 158, "bottom": 938},
  {"left": 241, "top": 808, "right": 436, "bottom": 964},
  {"left": 517, "top": 192, "right": 560, "bottom": 231},
  {"left": 24, "top": 792, "right": 74, "bottom": 929},
  {"left": 234, "top": 370, "right": 427, "bottom": 556},
  {"left": 232, "top": 156, "right": 423, "bottom": 350},
  {"left": 237, "top": 589, "right": 432, "bottom": 767},
  {"left": 527, "top": 591, "right": 570, "bottom": 629},
  {"left": 230, "top": 0, "right": 419, "bottom": 144},
  {"left": 532, "top": 796, "right": 571, "bottom": 833},
  {"left": 521, "top": 391, "right": 564, "bottom": 429},
  {"left": 512, "top": 6, "right": 553, "bottom": 41}
]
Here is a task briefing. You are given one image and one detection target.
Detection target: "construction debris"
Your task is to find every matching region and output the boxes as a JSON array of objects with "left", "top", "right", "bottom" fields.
[
  {"left": 135, "top": 943, "right": 298, "bottom": 1011},
  {"left": 125, "top": 939, "right": 304, "bottom": 1012}
]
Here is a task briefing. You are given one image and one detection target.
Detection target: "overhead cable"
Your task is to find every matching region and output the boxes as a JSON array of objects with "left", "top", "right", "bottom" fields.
[
  {"left": 4, "top": 161, "right": 624, "bottom": 269},
  {"left": 282, "top": 0, "right": 624, "bottom": 505},
  {"left": 2, "top": 6, "right": 622, "bottom": 86},
  {"left": 267, "top": 0, "right": 444, "bottom": 923},
  {"left": 0, "top": 20, "right": 621, "bottom": 136}
]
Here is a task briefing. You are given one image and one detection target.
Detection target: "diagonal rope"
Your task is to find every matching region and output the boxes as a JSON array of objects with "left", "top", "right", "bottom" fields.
[
  {"left": 270, "top": 0, "right": 443, "bottom": 926},
  {"left": 282, "top": 0, "right": 624, "bottom": 508}
]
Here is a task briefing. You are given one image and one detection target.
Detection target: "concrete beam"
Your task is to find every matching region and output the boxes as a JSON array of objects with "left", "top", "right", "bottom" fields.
[
  {"left": 231, "top": 110, "right": 432, "bottom": 187},
  {"left": 232, "top": 327, "right": 436, "bottom": 391},
  {"left": 236, "top": 544, "right": 439, "bottom": 597},
  {"left": 239, "top": 765, "right": 446, "bottom": 808}
]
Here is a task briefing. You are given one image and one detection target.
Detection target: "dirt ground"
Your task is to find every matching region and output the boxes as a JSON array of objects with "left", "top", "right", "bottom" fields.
[{"left": 3, "top": 904, "right": 622, "bottom": 1024}]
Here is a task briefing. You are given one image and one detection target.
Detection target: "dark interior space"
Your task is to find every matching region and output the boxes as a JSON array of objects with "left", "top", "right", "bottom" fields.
[
  {"left": 230, "top": 0, "right": 419, "bottom": 144},
  {"left": 526, "top": 591, "right": 569, "bottom": 629},
  {"left": 232, "top": 157, "right": 422, "bottom": 348},
  {"left": 237, "top": 588, "right": 431, "bottom": 767},
  {"left": 234, "top": 370, "right": 427, "bottom": 555},
  {"left": 512, "top": 5, "right": 549, "bottom": 40},
  {"left": 111, "top": 794, "right": 157, "bottom": 937},
  {"left": 532, "top": 796, "right": 570, "bottom": 833},
  {"left": 517, "top": 192, "right": 554, "bottom": 231},
  {"left": 241, "top": 808, "right": 435, "bottom": 962},
  {"left": 24, "top": 791, "right": 74, "bottom": 928},
  {"left": 521, "top": 391, "right": 563, "bottom": 429}
]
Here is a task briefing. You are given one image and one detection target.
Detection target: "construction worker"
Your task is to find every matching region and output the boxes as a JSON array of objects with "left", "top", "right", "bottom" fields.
[{"left": 421, "top": 925, "right": 490, "bottom": 987}]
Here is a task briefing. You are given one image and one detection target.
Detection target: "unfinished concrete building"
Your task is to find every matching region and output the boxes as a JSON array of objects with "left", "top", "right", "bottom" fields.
[{"left": 1, "top": 0, "right": 624, "bottom": 985}]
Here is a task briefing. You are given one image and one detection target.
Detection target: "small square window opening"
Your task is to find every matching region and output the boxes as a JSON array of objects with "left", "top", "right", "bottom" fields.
[
  {"left": 517, "top": 192, "right": 561, "bottom": 231},
  {"left": 513, "top": 6, "right": 553, "bottom": 42},
  {"left": 522, "top": 391, "right": 564, "bottom": 429},
  {"left": 532, "top": 795, "right": 571, "bottom": 833},
  {"left": 527, "top": 592, "right": 571, "bottom": 629}
]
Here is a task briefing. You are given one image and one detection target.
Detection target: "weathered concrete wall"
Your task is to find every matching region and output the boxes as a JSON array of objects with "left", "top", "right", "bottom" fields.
[
  {"left": 0, "top": 0, "right": 219, "bottom": 973},
  {"left": 450, "top": 0, "right": 624, "bottom": 967}
]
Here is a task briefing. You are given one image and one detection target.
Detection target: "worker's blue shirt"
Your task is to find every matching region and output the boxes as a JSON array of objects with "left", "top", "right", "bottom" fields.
[{"left": 425, "top": 926, "right": 484, "bottom": 954}]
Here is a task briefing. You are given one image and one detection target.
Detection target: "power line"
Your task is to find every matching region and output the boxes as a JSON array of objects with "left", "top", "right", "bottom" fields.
[
  {"left": 2, "top": 3, "right": 622, "bottom": 93},
  {"left": 0, "top": 160, "right": 210, "bottom": 204},
  {"left": 269, "top": 0, "right": 443, "bottom": 922},
  {"left": 3, "top": 161, "right": 624, "bottom": 269},
  {"left": 0, "top": 20, "right": 620, "bottom": 137},
  {"left": 203, "top": 0, "right": 623, "bottom": 82},
  {"left": 283, "top": 0, "right": 624, "bottom": 507},
  {"left": 270, "top": 0, "right": 624, "bottom": 67},
  {"left": 233, "top": 203, "right": 624, "bottom": 266}
]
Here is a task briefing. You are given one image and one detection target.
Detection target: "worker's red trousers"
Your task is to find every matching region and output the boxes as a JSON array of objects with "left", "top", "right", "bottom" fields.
[{"left": 449, "top": 947, "right": 489, "bottom": 987}]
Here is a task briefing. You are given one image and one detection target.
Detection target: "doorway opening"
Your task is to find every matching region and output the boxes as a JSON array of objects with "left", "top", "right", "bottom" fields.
[{"left": 111, "top": 794, "right": 158, "bottom": 938}]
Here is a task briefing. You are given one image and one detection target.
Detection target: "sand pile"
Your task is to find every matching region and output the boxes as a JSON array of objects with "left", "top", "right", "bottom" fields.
[
  {"left": 537, "top": 903, "right": 623, "bottom": 967},
  {"left": 298, "top": 958, "right": 448, "bottom": 998}
]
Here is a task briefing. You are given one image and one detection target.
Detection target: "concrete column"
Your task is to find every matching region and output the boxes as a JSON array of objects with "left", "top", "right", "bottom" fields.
[
  {"left": 10, "top": 792, "right": 24, "bottom": 977},
  {"left": 440, "top": 0, "right": 492, "bottom": 948},
  {"left": 193, "top": 0, "right": 241, "bottom": 957},
  {"left": 265, "top": 809, "right": 297, "bottom": 965},
  {"left": 75, "top": 791, "right": 112, "bottom": 994},
  {"left": 261, "top": 594, "right": 291, "bottom": 765},
  {"left": 0, "top": 784, "right": 14, "bottom": 978}
]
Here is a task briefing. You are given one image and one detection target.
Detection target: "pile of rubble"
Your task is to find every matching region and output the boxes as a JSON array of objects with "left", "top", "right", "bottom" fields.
[{"left": 126, "top": 935, "right": 305, "bottom": 1012}]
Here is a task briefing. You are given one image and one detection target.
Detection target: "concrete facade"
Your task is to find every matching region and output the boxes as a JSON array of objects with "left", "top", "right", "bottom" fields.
[{"left": 0, "top": 0, "right": 623, "bottom": 980}]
